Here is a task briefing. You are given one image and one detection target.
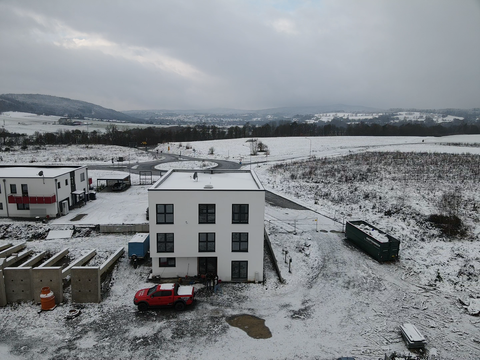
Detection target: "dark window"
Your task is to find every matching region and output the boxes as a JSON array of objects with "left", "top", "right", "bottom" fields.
[
  {"left": 232, "top": 233, "right": 248, "bottom": 252},
  {"left": 17, "top": 203, "right": 30, "bottom": 210},
  {"left": 156, "top": 204, "right": 174, "bottom": 224},
  {"left": 57, "top": 182, "right": 61, "bottom": 189},
  {"left": 231, "top": 261, "right": 248, "bottom": 281},
  {"left": 157, "top": 233, "right": 174, "bottom": 252},
  {"left": 10, "top": 184, "right": 17, "bottom": 194},
  {"left": 65, "top": 179, "right": 68, "bottom": 186},
  {"left": 199, "top": 233, "right": 215, "bottom": 252},
  {"left": 159, "top": 258, "right": 176, "bottom": 267},
  {"left": 0, "top": 203, "right": 3, "bottom": 210},
  {"left": 21, "top": 184, "right": 28, "bottom": 197},
  {"left": 232, "top": 204, "right": 249, "bottom": 224},
  {"left": 80, "top": 173, "right": 85, "bottom": 182},
  {"left": 199, "top": 204, "right": 215, "bottom": 224},
  {"left": 0, "top": 184, "right": 2, "bottom": 193}
]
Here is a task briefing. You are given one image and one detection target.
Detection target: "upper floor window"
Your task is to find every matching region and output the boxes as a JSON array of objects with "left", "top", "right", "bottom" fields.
[
  {"left": 232, "top": 204, "right": 249, "bottom": 224},
  {"left": 21, "top": 184, "right": 28, "bottom": 197},
  {"left": 58, "top": 182, "right": 61, "bottom": 189},
  {"left": 80, "top": 173, "right": 85, "bottom": 182},
  {"left": 199, "top": 204, "right": 215, "bottom": 224},
  {"left": 232, "top": 233, "right": 248, "bottom": 252},
  {"left": 10, "top": 184, "right": 17, "bottom": 194},
  {"left": 156, "top": 204, "right": 174, "bottom": 224},
  {"left": 65, "top": 179, "right": 68, "bottom": 186},
  {"left": 157, "top": 233, "right": 174, "bottom": 252},
  {"left": 199, "top": 233, "right": 215, "bottom": 252}
]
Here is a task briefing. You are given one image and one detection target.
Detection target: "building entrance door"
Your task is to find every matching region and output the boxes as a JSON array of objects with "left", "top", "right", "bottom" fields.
[{"left": 198, "top": 257, "right": 217, "bottom": 276}]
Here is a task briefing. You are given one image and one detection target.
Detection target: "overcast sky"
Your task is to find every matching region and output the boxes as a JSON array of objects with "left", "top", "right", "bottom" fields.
[{"left": 1, "top": 0, "right": 479, "bottom": 111}]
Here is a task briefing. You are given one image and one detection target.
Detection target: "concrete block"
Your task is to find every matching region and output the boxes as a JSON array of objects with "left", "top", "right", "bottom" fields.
[
  {"left": 0, "top": 243, "right": 26, "bottom": 259},
  {"left": 19, "top": 251, "right": 47, "bottom": 267},
  {"left": 4, "top": 267, "right": 33, "bottom": 303},
  {"left": 71, "top": 267, "right": 101, "bottom": 303},
  {"left": 99, "top": 224, "right": 148, "bottom": 233},
  {"left": 99, "top": 247, "right": 125, "bottom": 276},
  {"left": 32, "top": 267, "right": 63, "bottom": 304},
  {"left": 0, "top": 243, "right": 12, "bottom": 252},
  {"left": 39, "top": 249, "right": 69, "bottom": 267},
  {"left": 0, "top": 269, "right": 6, "bottom": 307},
  {"left": 62, "top": 250, "right": 96, "bottom": 277},
  {"left": 5, "top": 250, "right": 33, "bottom": 268}
]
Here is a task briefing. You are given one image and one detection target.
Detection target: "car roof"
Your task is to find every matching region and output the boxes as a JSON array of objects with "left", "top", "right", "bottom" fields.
[{"left": 158, "top": 283, "right": 175, "bottom": 290}]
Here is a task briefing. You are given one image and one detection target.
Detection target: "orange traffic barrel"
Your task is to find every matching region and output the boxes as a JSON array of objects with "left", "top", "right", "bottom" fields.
[{"left": 40, "top": 287, "right": 56, "bottom": 311}]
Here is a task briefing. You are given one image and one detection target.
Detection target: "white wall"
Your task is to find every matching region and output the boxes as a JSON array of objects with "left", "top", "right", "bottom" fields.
[
  {"left": 0, "top": 166, "right": 88, "bottom": 218},
  {"left": 149, "top": 189, "right": 265, "bottom": 281}
]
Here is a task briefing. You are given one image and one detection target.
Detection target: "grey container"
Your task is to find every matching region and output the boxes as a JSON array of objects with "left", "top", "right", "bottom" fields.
[{"left": 345, "top": 220, "right": 400, "bottom": 262}]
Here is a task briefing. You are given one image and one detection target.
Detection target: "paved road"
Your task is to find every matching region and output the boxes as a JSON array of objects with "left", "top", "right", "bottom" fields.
[{"left": 89, "top": 152, "right": 242, "bottom": 176}]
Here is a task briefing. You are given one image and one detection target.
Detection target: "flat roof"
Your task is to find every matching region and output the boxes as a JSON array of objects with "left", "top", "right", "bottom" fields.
[
  {"left": 150, "top": 169, "right": 264, "bottom": 191},
  {"left": 96, "top": 174, "right": 130, "bottom": 181},
  {"left": 0, "top": 165, "right": 85, "bottom": 178}
]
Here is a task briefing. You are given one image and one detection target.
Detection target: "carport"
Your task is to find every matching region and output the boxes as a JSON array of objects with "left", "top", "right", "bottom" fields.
[{"left": 96, "top": 174, "right": 131, "bottom": 191}]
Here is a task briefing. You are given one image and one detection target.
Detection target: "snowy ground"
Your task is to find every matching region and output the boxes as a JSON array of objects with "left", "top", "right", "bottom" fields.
[
  {"left": 1, "top": 134, "right": 480, "bottom": 359},
  {"left": 0, "top": 111, "right": 167, "bottom": 136}
]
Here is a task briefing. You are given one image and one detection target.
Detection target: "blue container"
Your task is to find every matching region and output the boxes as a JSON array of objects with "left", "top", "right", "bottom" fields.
[{"left": 128, "top": 233, "right": 150, "bottom": 261}]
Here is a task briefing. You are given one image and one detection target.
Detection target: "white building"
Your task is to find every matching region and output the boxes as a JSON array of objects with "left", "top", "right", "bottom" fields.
[
  {"left": 0, "top": 165, "right": 89, "bottom": 219},
  {"left": 148, "top": 169, "right": 265, "bottom": 282}
]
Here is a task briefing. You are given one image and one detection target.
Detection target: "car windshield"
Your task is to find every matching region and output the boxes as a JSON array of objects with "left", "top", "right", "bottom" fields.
[{"left": 147, "top": 285, "right": 158, "bottom": 296}]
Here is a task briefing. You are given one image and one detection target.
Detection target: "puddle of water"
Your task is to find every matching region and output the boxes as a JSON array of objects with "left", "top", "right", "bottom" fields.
[{"left": 226, "top": 314, "right": 272, "bottom": 339}]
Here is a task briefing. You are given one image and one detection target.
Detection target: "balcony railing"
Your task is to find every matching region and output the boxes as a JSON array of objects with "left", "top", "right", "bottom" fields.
[{"left": 8, "top": 195, "right": 56, "bottom": 204}]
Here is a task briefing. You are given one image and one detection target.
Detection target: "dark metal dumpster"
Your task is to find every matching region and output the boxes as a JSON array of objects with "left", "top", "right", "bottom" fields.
[{"left": 345, "top": 220, "right": 400, "bottom": 262}]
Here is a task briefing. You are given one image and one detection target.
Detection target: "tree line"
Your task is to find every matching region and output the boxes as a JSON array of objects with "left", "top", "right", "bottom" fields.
[{"left": 1, "top": 121, "right": 480, "bottom": 148}]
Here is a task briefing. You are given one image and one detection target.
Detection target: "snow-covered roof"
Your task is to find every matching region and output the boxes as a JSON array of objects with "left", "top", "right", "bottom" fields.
[
  {"left": 0, "top": 165, "right": 85, "bottom": 178},
  {"left": 150, "top": 169, "right": 264, "bottom": 191},
  {"left": 96, "top": 174, "right": 130, "bottom": 181},
  {"left": 129, "top": 233, "right": 149, "bottom": 243}
]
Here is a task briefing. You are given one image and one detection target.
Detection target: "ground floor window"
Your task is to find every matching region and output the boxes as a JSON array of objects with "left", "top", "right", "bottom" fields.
[
  {"left": 198, "top": 257, "right": 217, "bottom": 275},
  {"left": 17, "top": 203, "right": 30, "bottom": 210},
  {"left": 231, "top": 261, "right": 248, "bottom": 281},
  {"left": 159, "top": 257, "right": 176, "bottom": 267}
]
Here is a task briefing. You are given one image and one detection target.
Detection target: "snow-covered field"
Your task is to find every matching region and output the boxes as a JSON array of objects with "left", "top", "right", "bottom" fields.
[
  {"left": 1, "top": 133, "right": 480, "bottom": 359},
  {"left": 0, "top": 111, "right": 167, "bottom": 136}
]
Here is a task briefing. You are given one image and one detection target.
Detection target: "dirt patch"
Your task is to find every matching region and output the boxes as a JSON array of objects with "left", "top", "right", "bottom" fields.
[
  {"left": 70, "top": 214, "right": 88, "bottom": 221},
  {"left": 226, "top": 314, "right": 272, "bottom": 339}
]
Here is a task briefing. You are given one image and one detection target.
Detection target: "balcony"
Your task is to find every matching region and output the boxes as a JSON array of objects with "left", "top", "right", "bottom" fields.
[{"left": 8, "top": 195, "right": 56, "bottom": 204}]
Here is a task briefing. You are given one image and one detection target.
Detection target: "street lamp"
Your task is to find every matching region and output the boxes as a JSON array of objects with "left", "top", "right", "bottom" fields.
[{"left": 305, "top": 137, "right": 312, "bottom": 158}]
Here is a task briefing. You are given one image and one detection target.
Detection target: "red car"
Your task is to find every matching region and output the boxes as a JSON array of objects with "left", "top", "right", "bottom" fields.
[{"left": 134, "top": 283, "right": 195, "bottom": 311}]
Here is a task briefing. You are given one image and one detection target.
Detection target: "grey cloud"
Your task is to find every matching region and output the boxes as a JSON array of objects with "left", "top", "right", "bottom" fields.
[{"left": 0, "top": 0, "right": 479, "bottom": 111}]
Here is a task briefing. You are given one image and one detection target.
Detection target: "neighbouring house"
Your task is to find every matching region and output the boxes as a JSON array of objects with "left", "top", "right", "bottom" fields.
[
  {"left": 0, "top": 165, "right": 90, "bottom": 219},
  {"left": 148, "top": 169, "right": 265, "bottom": 282}
]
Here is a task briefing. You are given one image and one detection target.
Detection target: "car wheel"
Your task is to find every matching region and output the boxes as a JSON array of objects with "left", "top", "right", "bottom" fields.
[
  {"left": 174, "top": 301, "right": 185, "bottom": 311},
  {"left": 138, "top": 303, "right": 148, "bottom": 311}
]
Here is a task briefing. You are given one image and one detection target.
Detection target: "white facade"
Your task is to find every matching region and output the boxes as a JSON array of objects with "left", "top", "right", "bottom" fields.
[
  {"left": 148, "top": 169, "right": 265, "bottom": 282},
  {"left": 0, "top": 165, "right": 89, "bottom": 218}
]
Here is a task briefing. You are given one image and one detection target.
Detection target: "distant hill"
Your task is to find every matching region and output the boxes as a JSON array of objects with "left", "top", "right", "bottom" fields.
[
  {"left": 124, "top": 104, "right": 383, "bottom": 119},
  {"left": 0, "top": 94, "right": 140, "bottom": 122}
]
